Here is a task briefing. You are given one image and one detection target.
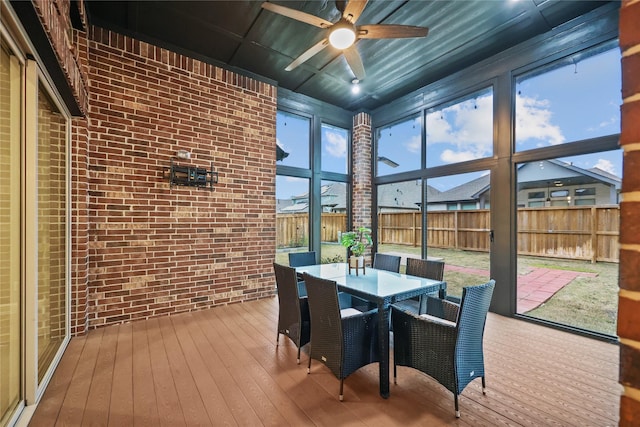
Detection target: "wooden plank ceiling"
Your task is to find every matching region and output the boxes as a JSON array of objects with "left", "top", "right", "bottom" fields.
[{"left": 84, "top": 0, "right": 611, "bottom": 111}]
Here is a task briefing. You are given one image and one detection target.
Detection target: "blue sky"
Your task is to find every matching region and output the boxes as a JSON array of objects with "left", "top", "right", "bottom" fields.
[{"left": 278, "top": 46, "right": 621, "bottom": 197}]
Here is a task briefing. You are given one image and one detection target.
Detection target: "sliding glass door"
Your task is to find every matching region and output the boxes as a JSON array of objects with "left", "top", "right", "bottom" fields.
[{"left": 0, "top": 37, "right": 22, "bottom": 427}]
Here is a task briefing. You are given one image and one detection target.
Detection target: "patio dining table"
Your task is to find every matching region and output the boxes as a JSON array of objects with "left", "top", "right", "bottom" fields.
[{"left": 294, "top": 262, "right": 447, "bottom": 398}]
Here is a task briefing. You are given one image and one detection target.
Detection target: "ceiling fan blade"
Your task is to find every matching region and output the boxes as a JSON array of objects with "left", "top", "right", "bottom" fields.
[
  {"left": 285, "top": 38, "right": 330, "bottom": 71},
  {"left": 343, "top": 0, "right": 368, "bottom": 23},
  {"left": 261, "top": 2, "right": 333, "bottom": 29},
  {"left": 343, "top": 46, "right": 366, "bottom": 80},
  {"left": 357, "top": 24, "right": 429, "bottom": 39}
]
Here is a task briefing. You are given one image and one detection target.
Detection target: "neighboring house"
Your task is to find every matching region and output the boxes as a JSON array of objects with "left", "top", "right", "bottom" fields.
[
  {"left": 419, "top": 160, "right": 621, "bottom": 211},
  {"left": 516, "top": 160, "right": 621, "bottom": 208},
  {"left": 377, "top": 180, "right": 442, "bottom": 212},
  {"left": 277, "top": 182, "right": 348, "bottom": 213},
  {"left": 427, "top": 175, "right": 491, "bottom": 211}
]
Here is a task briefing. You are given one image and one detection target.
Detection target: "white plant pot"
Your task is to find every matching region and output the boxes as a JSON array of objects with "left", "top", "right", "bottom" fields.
[{"left": 349, "top": 255, "right": 365, "bottom": 275}]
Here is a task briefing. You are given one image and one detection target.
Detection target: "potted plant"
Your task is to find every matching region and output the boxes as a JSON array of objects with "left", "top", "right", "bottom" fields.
[{"left": 340, "top": 227, "right": 372, "bottom": 274}]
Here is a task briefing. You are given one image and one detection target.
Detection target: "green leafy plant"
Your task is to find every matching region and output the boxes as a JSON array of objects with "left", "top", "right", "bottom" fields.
[
  {"left": 340, "top": 227, "right": 373, "bottom": 257},
  {"left": 321, "top": 254, "right": 344, "bottom": 264}
]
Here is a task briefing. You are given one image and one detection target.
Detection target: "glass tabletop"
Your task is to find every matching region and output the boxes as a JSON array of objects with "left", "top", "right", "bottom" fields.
[{"left": 296, "top": 263, "right": 443, "bottom": 300}]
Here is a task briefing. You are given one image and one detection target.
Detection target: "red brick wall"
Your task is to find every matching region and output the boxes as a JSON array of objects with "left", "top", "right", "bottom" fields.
[
  {"left": 352, "top": 112, "right": 373, "bottom": 262},
  {"left": 33, "top": 0, "right": 89, "bottom": 114},
  {"left": 619, "top": 1, "right": 640, "bottom": 425},
  {"left": 83, "top": 27, "right": 277, "bottom": 328}
]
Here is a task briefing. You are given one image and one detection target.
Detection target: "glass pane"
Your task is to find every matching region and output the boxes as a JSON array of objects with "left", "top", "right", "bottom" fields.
[
  {"left": 516, "top": 150, "right": 621, "bottom": 336},
  {"left": 515, "top": 46, "right": 621, "bottom": 151},
  {"left": 320, "top": 180, "right": 348, "bottom": 263},
  {"left": 426, "top": 87, "right": 493, "bottom": 167},
  {"left": 37, "top": 84, "right": 67, "bottom": 383},
  {"left": 425, "top": 171, "right": 491, "bottom": 300},
  {"left": 377, "top": 180, "right": 422, "bottom": 272},
  {"left": 276, "top": 175, "right": 310, "bottom": 265},
  {"left": 276, "top": 111, "right": 309, "bottom": 168},
  {"left": 376, "top": 115, "right": 421, "bottom": 176},
  {"left": 321, "top": 123, "right": 348, "bottom": 174},
  {"left": 0, "top": 41, "right": 22, "bottom": 425}
]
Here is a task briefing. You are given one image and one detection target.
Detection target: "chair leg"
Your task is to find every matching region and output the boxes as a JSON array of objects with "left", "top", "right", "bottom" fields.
[
  {"left": 482, "top": 376, "right": 487, "bottom": 394},
  {"left": 339, "top": 379, "right": 344, "bottom": 402},
  {"left": 276, "top": 331, "right": 279, "bottom": 346},
  {"left": 307, "top": 353, "right": 312, "bottom": 374},
  {"left": 393, "top": 363, "right": 397, "bottom": 385},
  {"left": 455, "top": 395, "right": 460, "bottom": 418},
  {"left": 297, "top": 346, "right": 301, "bottom": 364}
]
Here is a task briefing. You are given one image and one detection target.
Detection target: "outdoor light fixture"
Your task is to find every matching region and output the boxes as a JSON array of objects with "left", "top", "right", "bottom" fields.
[
  {"left": 329, "top": 20, "right": 356, "bottom": 49},
  {"left": 351, "top": 78, "right": 361, "bottom": 94}
]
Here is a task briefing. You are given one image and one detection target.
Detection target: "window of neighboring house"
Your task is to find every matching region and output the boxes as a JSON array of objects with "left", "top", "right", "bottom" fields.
[
  {"left": 529, "top": 201, "right": 545, "bottom": 207},
  {"left": 528, "top": 191, "right": 545, "bottom": 199},
  {"left": 447, "top": 203, "right": 458, "bottom": 211},
  {"left": 426, "top": 86, "right": 493, "bottom": 168},
  {"left": 575, "top": 198, "right": 596, "bottom": 206},
  {"left": 575, "top": 187, "right": 596, "bottom": 196},
  {"left": 461, "top": 202, "right": 477, "bottom": 210},
  {"left": 550, "top": 189, "right": 569, "bottom": 198},
  {"left": 376, "top": 114, "right": 421, "bottom": 176}
]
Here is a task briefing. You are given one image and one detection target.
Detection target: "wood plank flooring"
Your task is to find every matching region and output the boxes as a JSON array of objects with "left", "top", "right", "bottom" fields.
[{"left": 29, "top": 297, "right": 620, "bottom": 426}]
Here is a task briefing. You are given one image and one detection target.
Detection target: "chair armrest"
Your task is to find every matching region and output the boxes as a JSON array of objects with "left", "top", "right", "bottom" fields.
[
  {"left": 425, "top": 296, "right": 459, "bottom": 323},
  {"left": 391, "top": 305, "right": 457, "bottom": 352},
  {"left": 420, "top": 313, "right": 456, "bottom": 327}
]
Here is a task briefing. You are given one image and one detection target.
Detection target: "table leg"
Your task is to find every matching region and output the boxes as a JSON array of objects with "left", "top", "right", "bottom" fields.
[{"left": 377, "top": 302, "right": 390, "bottom": 398}]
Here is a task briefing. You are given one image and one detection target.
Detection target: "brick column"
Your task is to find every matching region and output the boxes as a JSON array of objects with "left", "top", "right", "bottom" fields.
[
  {"left": 619, "top": 1, "right": 640, "bottom": 425},
  {"left": 352, "top": 112, "right": 373, "bottom": 262}
]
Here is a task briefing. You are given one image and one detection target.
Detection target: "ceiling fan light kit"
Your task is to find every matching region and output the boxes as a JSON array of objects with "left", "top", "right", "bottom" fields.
[
  {"left": 329, "top": 21, "right": 357, "bottom": 49},
  {"left": 261, "top": 0, "right": 429, "bottom": 80},
  {"left": 351, "top": 78, "right": 361, "bottom": 94}
]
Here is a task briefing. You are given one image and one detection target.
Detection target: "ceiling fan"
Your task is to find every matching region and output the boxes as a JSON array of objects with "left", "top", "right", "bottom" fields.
[{"left": 261, "top": 0, "right": 429, "bottom": 81}]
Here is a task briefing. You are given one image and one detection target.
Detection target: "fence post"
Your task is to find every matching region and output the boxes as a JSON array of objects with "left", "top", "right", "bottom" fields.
[
  {"left": 591, "top": 206, "right": 597, "bottom": 264},
  {"left": 454, "top": 210, "right": 459, "bottom": 249},
  {"left": 412, "top": 212, "right": 418, "bottom": 248}
]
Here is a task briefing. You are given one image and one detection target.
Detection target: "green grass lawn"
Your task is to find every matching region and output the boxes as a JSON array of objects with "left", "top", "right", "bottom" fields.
[{"left": 276, "top": 243, "right": 618, "bottom": 336}]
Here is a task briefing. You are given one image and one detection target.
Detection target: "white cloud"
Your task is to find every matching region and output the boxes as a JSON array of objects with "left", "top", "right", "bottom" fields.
[
  {"left": 593, "top": 159, "right": 616, "bottom": 175},
  {"left": 440, "top": 149, "right": 477, "bottom": 163},
  {"left": 324, "top": 131, "right": 347, "bottom": 158},
  {"left": 515, "top": 95, "right": 565, "bottom": 145},
  {"left": 405, "top": 135, "right": 421, "bottom": 153},
  {"left": 426, "top": 95, "right": 493, "bottom": 164}
]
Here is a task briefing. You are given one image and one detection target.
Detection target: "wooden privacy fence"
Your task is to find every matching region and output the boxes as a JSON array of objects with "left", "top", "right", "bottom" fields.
[{"left": 277, "top": 206, "right": 620, "bottom": 263}]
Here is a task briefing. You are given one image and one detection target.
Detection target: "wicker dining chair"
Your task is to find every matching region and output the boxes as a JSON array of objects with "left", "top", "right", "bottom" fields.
[
  {"left": 288, "top": 251, "right": 316, "bottom": 267},
  {"left": 273, "top": 263, "right": 311, "bottom": 364},
  {"left": 392, "top": 279, "right": 495, "bottom": 418},
  {"left": 372, "top": 253, "right": 401, "bottom": 273},
  {"left": 288, "top": 251, "right": 317, "bottom": 295},
  {"left": 303, "top": 272, "right": 379, "bottom": 401},
  {"left": 395, "top": 258, "right": 446, "bottom": 314}
]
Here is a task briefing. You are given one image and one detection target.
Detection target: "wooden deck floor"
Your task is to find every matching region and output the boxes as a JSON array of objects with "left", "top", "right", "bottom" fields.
[{"left": 29, "top": 296, "right": 620, "bottom": 426}]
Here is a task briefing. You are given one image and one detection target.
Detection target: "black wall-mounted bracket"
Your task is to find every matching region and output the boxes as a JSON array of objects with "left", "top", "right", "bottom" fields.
[{"left": 165, "top": 159, "right": 218, "bottom": 191}]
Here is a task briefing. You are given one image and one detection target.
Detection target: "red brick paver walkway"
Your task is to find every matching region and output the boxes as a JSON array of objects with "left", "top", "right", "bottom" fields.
[{"left": 444, "top": 265, "right": 597, "bottom": 313}]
